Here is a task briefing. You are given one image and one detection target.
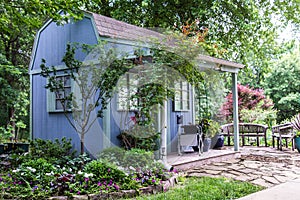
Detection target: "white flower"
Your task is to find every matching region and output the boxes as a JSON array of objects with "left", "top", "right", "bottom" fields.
[
  {"left": 12, "top": 169, "right": 20, "bottom": 173},
  {"left": 78, "top": 170, "right": 83, "bottom": 175},
  {"left": 84, "top": 173, "right": 93, "bottom": 178},
  {"left": 45, "top": 171, "right": 54, "bottom": 176},
  {"left": 26, "top": 167, "right": 36, "bottom": 172}
]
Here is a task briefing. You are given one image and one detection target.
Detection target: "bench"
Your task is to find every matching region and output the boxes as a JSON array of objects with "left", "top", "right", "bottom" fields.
[
  {"left": 271, "top": 123, "right": 295, "bottom": 151},
  {"left": 221, "top": 123, "right": 268, "bottom": 147}
]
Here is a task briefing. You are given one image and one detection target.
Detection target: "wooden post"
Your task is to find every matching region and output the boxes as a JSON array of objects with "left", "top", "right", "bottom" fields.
[{"left": 232, "top": 72, "right": 239, "bottom": 151}]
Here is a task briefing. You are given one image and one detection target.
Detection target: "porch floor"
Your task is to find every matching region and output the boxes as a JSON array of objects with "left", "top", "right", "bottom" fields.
[{"left": 167, "top": 147, "right": 239, "bottom": 170}]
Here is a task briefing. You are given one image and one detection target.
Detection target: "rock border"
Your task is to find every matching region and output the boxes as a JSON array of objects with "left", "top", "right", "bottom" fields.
[{"left": 48, "top": 174, "right": 180, "bottom": 200}]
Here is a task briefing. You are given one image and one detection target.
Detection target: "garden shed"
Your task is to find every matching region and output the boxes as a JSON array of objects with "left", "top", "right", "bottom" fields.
[{"left": 29, "top": 11, "right": 244, "bottom": 157}]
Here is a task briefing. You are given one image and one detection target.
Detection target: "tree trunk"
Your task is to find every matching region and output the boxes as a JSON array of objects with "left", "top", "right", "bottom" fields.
[
  {"left": 9, "top": 107, "right": 16, "bottom": 141},
  {"left": 80, "top": 132, "right": 85, "bottom": 155}
]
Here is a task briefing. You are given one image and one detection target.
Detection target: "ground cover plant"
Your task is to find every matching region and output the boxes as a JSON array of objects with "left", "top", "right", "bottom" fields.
[
  {"left": 0, "top": 138, "right": 175, "bottom": 199},
  {"left": 123, "top": 177, "right": 264, "bottom": 200}
]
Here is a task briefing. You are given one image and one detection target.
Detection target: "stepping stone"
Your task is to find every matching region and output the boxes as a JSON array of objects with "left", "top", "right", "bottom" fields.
[
  {"left": 202, "top": 165, "right": 228, "bottom": 171},
  {"left": 204, "top": 169, "right": 222, "bottom": 175},
  {"left": 243, "top": 160, "right": 263, "bottom": 168},
  {"left": 212, "top": 162, "right": 228, "bottom": 166},
  {"left": 262, "top": 176, "right": 280, "bottom": 184},
  {"left": 227, "top": 164, "right": 244, "bottom": 170},
  {"left": 234, "top": 175, "right": 252, "bottom": 182},
  {"left": 251, "top": 178, "right": 273, "bottom": 188},
  {"left": 236, "top": 168, "right": 255, "bottom": 174},
  {"left": 227, "top": 170, "right": 243, "bottom": 176},
  {"left": 221, "top": 159, "right": 241, "bottom": 164},
  {"left": 220, "top": 172, "right": 236, "bottom": 179},
  {"left": 273, "top": 174, "right": 290, "bottom": 183},
  {"left": 188, "top": 172, "right": 219, "bottom": 178}
]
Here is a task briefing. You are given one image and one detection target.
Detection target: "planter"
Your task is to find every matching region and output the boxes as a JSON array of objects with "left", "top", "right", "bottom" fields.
[
  {"left": 4, "top": 142, "right": 30, "bottom": 153},
  {"left": 0, "top": 144, "right": 7, "bottom": 154},
  {"left": 211, "top": 134, "right": 224, "bottom": 149},
  {"left": 295, "top": 137, "right": 300, "bottom": 153},
  {"left": 203, "top": 138, "right": 211, "bottom": 152}
]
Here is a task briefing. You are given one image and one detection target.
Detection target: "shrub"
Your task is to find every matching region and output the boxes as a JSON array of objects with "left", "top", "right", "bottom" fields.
[
  {"left": 83, "top": 159, "right": 128, "bottom": 186},
  {"left": 98, "top": 147, "right": 126, "bottom": 166},
  {"left": 98, "top": 147, "right": 155, "bottom": 170},
  {"left": 29, "top": 137, "right": 76, "bottom": 165},
  {"left": 118, "top": 129, "right": 161, "bottom": 151},
  {"left": 124, "top": 148, "right": 154, "bottom": 169},
  {"left": 220, "top": 84, "right": 275, "bottom": 123}
]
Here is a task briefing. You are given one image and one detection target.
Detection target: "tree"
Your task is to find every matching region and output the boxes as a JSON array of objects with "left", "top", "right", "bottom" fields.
[
  {"left": 264, "top": 43, "right": 300, "bottom": 122},
  {"left": 0, "top": 0, "right": 85, "bottom": 138},
  {"left": 0, "top": 54, "right": 29, "bottom": 140},
  {"left": 41, "top": 43, "right": 131, "bottom": 154},
  {"left": 85, "top": 0, "right": 296, "bottom": 88}
]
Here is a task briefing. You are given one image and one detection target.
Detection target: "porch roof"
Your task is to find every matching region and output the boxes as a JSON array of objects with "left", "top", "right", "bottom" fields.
[{"left": 89, "top": 11, "right": 245, "bottom": 72}]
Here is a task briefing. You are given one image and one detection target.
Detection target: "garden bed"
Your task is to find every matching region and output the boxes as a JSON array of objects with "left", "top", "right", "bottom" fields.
[
  {"left": 48, "top": 175, "right": 179, "bottom": 200},
  {"left": 0, "top": 138, "right": 179, "bottom": 200}
]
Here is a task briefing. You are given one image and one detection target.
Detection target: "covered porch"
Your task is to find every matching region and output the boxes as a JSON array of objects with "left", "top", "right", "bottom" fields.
[{"left": 161, "top": 54, "right": 245, "bottom": 162}]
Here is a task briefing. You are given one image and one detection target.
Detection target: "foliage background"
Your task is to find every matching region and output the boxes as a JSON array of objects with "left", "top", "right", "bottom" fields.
[{"left": 1, "top": 0, "right": 300, "bottom": 137}]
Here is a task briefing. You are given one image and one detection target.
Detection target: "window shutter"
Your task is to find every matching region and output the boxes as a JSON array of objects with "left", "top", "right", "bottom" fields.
[{"left": 47, "top": 89, "right": 56, "bottom": 112}]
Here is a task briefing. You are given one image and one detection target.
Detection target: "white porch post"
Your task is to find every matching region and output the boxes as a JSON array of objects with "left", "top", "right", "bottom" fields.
[
  {"left": 232, "top": 72, "right": 239, "bottom": 151},
  {"left": 161, "top": 100, "right": 168, "bottom": 162}
]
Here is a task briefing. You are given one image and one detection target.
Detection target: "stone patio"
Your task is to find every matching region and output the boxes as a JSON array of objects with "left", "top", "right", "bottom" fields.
[{"left": 175, "top": 147, "right": 300, "bottom": 188}]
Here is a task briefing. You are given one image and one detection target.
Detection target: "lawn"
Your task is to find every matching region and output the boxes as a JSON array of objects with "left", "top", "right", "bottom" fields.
[{"left": 124, "top": 176, "right": 264, "bottom": 200}]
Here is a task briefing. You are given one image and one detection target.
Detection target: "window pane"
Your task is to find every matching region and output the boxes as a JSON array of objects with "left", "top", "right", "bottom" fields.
[
  {"left": 182, "top": 91, "right": 189, "bottom": 101},
  {"left": 57, "top": 90, "right": 65, "bottom": 99},
  {"left": 56, "top": 100, "right": 63, "bottom": 110},
  {"left": 65, "top": 88, "right": 71, "bottom": 97},
  {"left": 174, "top": 81, "right": 190, "bottom": 111},
  {"left": 182, "top": 101, "right": 189, "bottom": 110},
  {"left": 175, "top": 101, "right": 181, "bottom": 110},
  {"left": 64, "top": 76, "right": 71, "bottom": 86}
]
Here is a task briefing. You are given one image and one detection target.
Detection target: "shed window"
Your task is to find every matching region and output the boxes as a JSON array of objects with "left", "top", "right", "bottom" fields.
[
  {"left": 47, "top": 75, "right": 72, "bottom": 112},
  {"left": 117, "top": 73, "right": 138, "bottom": 111},
  {"left": 174, "top": 81, "right": 190, "bottom": 111}
]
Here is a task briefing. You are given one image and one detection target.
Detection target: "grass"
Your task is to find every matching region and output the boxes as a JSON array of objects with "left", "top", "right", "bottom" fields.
[{"left": 123, "top": 176, "right": 264, "bottom": 200}]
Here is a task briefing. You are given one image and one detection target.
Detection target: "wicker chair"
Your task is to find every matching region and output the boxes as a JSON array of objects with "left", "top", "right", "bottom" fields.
[{"left": 272, "top": 123, "right": 295, "bottom": 151}]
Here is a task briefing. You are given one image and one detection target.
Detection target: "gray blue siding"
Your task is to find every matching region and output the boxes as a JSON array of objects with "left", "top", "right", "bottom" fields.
[{"left": 30, "top": 14, "right": 195, "bottom": 155}]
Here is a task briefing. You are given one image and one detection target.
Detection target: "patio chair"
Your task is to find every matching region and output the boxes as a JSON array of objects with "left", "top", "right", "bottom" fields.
[
  {"left": 272, "top": 123, "right": 295, "bottom": 151},
  {"left": 177, "top": 125, "right": 203, "bottom": 156}
]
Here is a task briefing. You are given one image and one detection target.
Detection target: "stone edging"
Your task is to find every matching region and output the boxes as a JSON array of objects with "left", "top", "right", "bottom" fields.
[{"left": 48, "top": 174, "right": 180, "bottom": 200}]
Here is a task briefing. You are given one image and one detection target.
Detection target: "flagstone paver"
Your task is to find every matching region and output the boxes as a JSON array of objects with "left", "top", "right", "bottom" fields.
[{"left": 186, "top": 147, "right": 300, "bottom": 188}]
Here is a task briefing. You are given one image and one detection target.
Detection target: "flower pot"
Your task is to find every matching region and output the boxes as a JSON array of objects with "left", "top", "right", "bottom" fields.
[
  {"left": 212, "top": 134, "right": 224, "bottom": 149},
  {"left": 4, "top": 142, "right": 30, "bottom": 153},
  {"left": 295, "top": 137, "right": 300, "bottom": 153},
  {"left": 0, "top": 144, "right": 7, "bottom": 154},
  {"left": 203, "top": 138, "right": 211, "bottom": 152}
]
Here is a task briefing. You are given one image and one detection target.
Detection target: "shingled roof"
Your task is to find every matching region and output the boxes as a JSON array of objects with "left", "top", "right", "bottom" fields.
[
  {"left": 91, "top": 12, "right": 162, "bottom": 41},
  {"left": 89, "top": 12, "right": 244, "bottom": 70}
]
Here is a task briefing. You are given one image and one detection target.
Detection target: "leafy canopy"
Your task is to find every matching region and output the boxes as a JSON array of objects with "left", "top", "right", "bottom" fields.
[{"left": 264, "top": 44, "right": 300, "bottom": 122}]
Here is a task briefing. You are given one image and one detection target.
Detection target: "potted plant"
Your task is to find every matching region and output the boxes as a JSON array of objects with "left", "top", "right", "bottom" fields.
[
  {"left": 2, "top": 122, "right": 30, "bottom": 153},
  {"left": 291, "top": 113, "right": 300, "bottom": 152},
  {"left": 0, "top": 126, "right": 13, "bottom": 154},
  {"left": 209, "top": 120, "right": 224, "bottom": 149},
  {"left": 200, "top": 119, "right": 212, "bottom": 152}
]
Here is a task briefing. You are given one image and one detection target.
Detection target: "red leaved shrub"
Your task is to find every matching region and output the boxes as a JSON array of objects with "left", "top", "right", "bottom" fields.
[{"left": 220, "top": 84, "right": 274, "bottom": 123}]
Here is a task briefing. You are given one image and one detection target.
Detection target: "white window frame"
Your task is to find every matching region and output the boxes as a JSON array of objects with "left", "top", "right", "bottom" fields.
[
  {"left": 47, "top": 74, "right": 73, "bottom": 112},
  {"left": 174, "top": 81, "right": 190, "bottom": 111},
  {"left": 117, "top": 72, "right": 138, "bottom": 111}
]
